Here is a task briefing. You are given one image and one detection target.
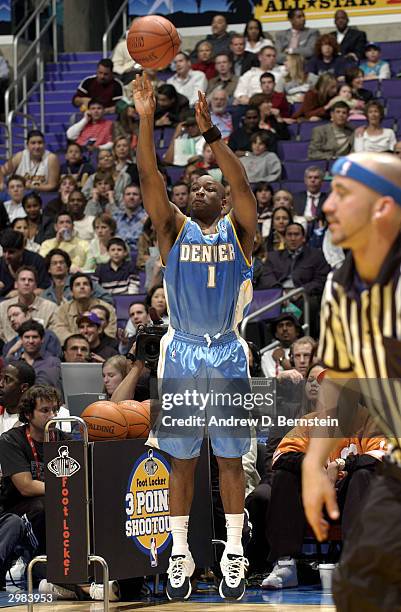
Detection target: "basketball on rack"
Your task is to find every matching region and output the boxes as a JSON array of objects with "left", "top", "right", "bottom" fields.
[
  {"left": 126, "top": 15, "right": 181, "bottom": 69},
  {"left": 82, "top": 401, "right": 128, "bottom": 441}
]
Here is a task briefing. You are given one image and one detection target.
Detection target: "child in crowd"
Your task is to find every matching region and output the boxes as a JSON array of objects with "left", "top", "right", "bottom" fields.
[
  {"left": 360, "top": 42, "right": 391, "bottom": 80},
  {"left": 60, "top": 142, "right": 94, "bottom": 188},
  {"left": 11, "top": 217, "right": 40, "bottom": 252},
  {"left": 85, "top": 172, "right": 116, "bottom": 216},
  {"left": 240, "top": 132, "right": 282, "bottom": 183},
  {"left": 95, "top": 237, "right": 139, "bottom": 295}
]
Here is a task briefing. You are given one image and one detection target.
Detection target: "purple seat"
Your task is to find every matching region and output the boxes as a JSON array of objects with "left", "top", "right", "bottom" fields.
[
  {"left": 390, "top": 58, "right": 401, "bottom": 77},
  {"left": 381, "top": 79, "right": 401, "bottom": 99},
  {"left": 283, "top": 160, "right": 326, "bottom": 181},
  {"left": 165, "top": 165, "right": 185, "bottom": 184},
  {"left": 378, "top": 41, "right": 401, "bottom": 61},
  {"left": 114, "top": 293, "right": 147, "bottom": 322},
  {"left": 387, "top": 99, "right": 401, "bottom": 119},
  {"left": 249, "top": 289, "right": 282, "bottom": 321},
  {"left": 299, "top": 121, "right": 327, "bottom": 141},
  {"left": 154, "top": 127, "right": 175, "bottom": 148},
  {"left": 278, "top": 141, "right": 309, "bottom": 160},
  {"left": 287, "top": 123, "right": 299, "bottom": 139},
  {"left": 281, "top": 181, "right": 304, "bottom": 194},
  {"left": 363, "top": 80, "right": 379, "bottom": 95}
]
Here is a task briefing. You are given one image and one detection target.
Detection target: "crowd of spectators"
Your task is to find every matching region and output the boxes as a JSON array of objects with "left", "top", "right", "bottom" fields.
[{"left": 0, "top": 8, "right": 397, "bottom": 600}]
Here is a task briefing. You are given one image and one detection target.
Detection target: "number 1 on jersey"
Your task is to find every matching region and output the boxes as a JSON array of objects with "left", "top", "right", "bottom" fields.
[{"left": 207, "top": 265, "right": 216, "bottom": 288}]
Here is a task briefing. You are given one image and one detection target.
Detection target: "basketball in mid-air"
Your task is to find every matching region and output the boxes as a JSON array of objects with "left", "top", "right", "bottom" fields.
[
  {"left": 126, "top": 15, "right": 181, "bottom": 69},
  {"left": 117, "top": 400, "right": 151, "bottom": 439},
  {"left": 82, "top": 401, "right": 128, "bottom": 441}
]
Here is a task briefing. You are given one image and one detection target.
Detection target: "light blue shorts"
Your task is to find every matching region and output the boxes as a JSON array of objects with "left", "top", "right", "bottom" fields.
[{"left": 147, "top": 328, "right": 252, "bottom": 460}]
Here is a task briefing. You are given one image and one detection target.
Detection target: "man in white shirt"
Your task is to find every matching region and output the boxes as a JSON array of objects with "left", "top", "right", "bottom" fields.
[
  {"left": 0, "top": 361, "right": 35, "bottom": 435},
  {"left": 293, "top": 166, "right": 327, "bottom": 220},
  {"left": 261, "top": 313, "right": 302, "bottom": 378},
  {"left": 233, "top": 46, "right": 284, "bottom": 105},
  {"left": 167, "top": 53, "right": 208, "bottom": 107},
  {"left": 4, "top": 176, "right": 26, "bottom": 224},
  {"left": 0, "top": 266, "right": 58, "bottom": 342}
]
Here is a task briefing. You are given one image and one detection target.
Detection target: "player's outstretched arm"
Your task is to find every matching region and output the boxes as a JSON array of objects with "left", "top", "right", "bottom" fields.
[
  {"left": 195, "top": 91, "right": 257, "bottom": 262},
  {"left": 133, "top": 74, "right": 185, "bottom": 259}
]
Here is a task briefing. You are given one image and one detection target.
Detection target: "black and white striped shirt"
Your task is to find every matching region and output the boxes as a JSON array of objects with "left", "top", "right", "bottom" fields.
[{"left": 318, "top": 234, "right": 401, "bottom": 448}]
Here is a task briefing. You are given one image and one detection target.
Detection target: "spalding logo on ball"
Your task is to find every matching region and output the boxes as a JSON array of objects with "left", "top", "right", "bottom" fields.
[{"left": 126, "top": 15, "right": 181, "bottom": 70}]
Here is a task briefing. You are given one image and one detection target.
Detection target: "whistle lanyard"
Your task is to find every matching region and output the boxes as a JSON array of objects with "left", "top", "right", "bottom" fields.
[{"left": 25, "top": 428, "right": 42, "bottom": 480}]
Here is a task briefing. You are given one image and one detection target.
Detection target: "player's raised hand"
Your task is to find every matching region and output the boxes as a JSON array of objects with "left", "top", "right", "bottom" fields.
[
  {"left": 132, "top": 73, "right": 156, "bottom": 117},
  {"left": 195, "top": 90, "right": 213, "bottom": 133}
]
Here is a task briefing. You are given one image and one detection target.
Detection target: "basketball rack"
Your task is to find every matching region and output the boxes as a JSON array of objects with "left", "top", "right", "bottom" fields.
[{"left": 26, "top": 417, "right": 110, "bottom": 612}]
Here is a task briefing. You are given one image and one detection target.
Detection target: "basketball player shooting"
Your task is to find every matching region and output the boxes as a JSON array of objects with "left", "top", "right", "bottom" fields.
[
  {"left": 133, "top": 74, "right": 257, "bottom": 601},
  {"left": 302, "top": 152, "right": 401, "bottom": 610}
]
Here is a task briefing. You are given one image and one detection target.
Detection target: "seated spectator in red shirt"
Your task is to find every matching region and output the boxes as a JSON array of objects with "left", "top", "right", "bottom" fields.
[
  {"left": 306, "top": 34, "right": 348, "bottom": 78},
  {"left": 191, "top": 41, "right": 217, "bottom": 81},
  {"left": 292, "top": 73, "right": 338, "bottom": 121},
  {"left": 250, "top": 72, "right": 290, "bottom": 118},
  {"left": 72, "top": 58, "right": 123, "bottom": 114},
  {"left": 66, "top": 99, "right": 113, "bottom": 150}
]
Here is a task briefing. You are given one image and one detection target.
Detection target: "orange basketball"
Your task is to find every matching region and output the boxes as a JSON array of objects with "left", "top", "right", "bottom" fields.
[
  {"left": 117, "top": 400, "right": 151, "bottom": 439},
  {"left": 126, "top": 15, "right": 181, "bottom": 69},
  {"left": 82, "top": 401, "right": 128, "bottom": 441}
]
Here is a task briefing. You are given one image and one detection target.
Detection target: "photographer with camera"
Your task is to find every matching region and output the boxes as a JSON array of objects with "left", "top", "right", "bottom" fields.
[{"left": 66, "top": 99, "right": 113, "bottom": 151}]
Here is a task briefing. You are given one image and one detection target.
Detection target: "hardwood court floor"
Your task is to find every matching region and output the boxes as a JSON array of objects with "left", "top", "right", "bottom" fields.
[{"left": 0, "top": 604, "right": 335, "bottom": 612}]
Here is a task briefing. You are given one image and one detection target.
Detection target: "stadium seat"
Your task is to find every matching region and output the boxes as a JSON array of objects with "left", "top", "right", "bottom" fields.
[
  {"left": 378, "top": 41, "right": 401, "bottom": 61},
  {"left": 165, "top": 165, "right": 185, "bottom": 184},
  {"left": 299, "top": 121, "right": 327, "bottom": 142},
  {"left": 283, "top": 160, "right": 327, "bottom": 181},
  {"left": 390, "top": 58, "right": 401, "bottom": 77},
  {"left": 278, "top": 141, "right": 309, "bottom": 160},
  {"left": 387, "top": 99, "right": 401, "bottom": 119},
  {"left": 381, "top": 79, "right": 401, "bottom": 99},
  {"left": 363, "top": 80, "right": 379, "bottom": 96}
]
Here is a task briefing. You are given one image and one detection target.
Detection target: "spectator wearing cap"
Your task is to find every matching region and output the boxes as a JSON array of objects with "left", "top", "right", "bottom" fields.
[
  {"left": 167, "top": 52, "right": 207, "bottom": 107},
  {"left": 330, "top": 10, "right": 367, "bottom": 61},
  {"left": 72, "top": 58, "right": 123, "bottom": 114},
  {"left": 0, "top": 230, "right": 50, "bottom": 299},
  {"left": 360, "top": 43, "right": 391, "bottom": 80},
  {"left": 53, "top": 272, "right": 117, "bottom": 344},
  {"left": 77, "top": 312, "right": 118, "bottom": 362},
  {"left": 261, "top": 313, "right": 302, "bottom": 377},
  {"left": 66, "top": 99, "right": 113, "bottom": 150},
  {"left": 163, "top": 113, "right": 204, "bottom": 166},
  {"left": 14, "top": 320, "right": 63, "bottom": 396}
]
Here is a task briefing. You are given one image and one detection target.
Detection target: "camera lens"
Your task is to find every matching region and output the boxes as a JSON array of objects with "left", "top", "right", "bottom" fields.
[{"left": 146, "top": 341, "right": 160, "bottom": 359}]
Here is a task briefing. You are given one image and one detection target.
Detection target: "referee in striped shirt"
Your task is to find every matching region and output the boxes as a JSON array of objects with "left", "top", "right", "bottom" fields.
[{"left": 302, "top": 152, "right": 401, "bottom": 611}]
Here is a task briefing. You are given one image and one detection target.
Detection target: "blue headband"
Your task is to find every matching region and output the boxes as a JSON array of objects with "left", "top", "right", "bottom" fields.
[{"left": 332, "top": 156, "right": 401, "bottom": 206}]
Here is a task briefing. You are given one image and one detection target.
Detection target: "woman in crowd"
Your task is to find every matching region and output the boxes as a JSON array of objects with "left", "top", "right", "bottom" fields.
[
  {"left": 59, "top": 142, "right": 94, "bottom": 188},
  {"left": 272, "top": 190, "right": 307, "bottom": 230},
  {"left": 191, "top": 41, "right": 217, "bottom": 80},
  {"left": 136, "top": 217, "right": 157, "bottom": 270},
  {"left": 283, "top": 53, "right": 317, "bottom": 104},
  {"left": 306, "top": 34, "right": 348, "bottom": 78},
  {"left": 243, "top": 18, "right": 273, "bottom": 54},
  {"left": 344, "top": 66, "right": 373, "bottom": 103},
  {"left": 84, "top": 213, "right": 117, "bottom": 272},
  {"left": 82, "top": 149, "right": 130, "bottom": 205},
  {"left": 103, "top": 355, "right": 130, "bottom": 398},
  {"left": 11, "top": 217, "right": 40, "bottom": 253},
  {"left": 21, "top": 192, "right": 54, "bottom": 244},
  {"left": 45, "top": 175, "right": 77, "bottom": 220},
  {"left": 113, "top": 136, "right": 139, "bottom": 184},
  {"left": 292, "top": 73, "right": 338, "bottom": 121},
  {"left": 353, "top": 100, "right": 396, "bottom": 152},
  {"left": 265, "top": 206, "right": 293, "bottom": 252},
  {"left": 145, "top": 284, "right": 168, "bottom": 324},
  {"left": 112, "top": 99, "right": 138, "bottom": 150},
  {"left": 0, "top": 129, "right": 60, "bottom": 192},
  {"left": 154, "top": 84, "right": 189, "bottom": 128},
  {"left": 252, "top": 231, "right": 268, "bottom": 287},
  {"left": 254, "top": 181, "right": 274, "bottom": 220},
  {"left": 194, "top": 143, "right": 222, "bottom": 182}
]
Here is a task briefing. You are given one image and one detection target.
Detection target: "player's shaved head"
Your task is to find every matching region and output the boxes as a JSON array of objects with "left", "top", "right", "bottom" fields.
[{"left": 189, "top": 174, "right": 225, "bottom": 223}]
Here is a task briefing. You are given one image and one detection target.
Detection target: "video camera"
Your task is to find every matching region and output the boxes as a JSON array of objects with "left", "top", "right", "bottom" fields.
[{"left": 135, "top": 322, "right": 168, "bottom": 371}]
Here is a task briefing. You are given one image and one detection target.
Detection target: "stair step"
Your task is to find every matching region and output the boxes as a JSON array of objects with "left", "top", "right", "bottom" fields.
[
  {"left": 46, "top": 61, "right": 100, "bottom": 72},
  {"left": 44, "top": 71, "right": 91, "bottom": 81},
  {"left": 45, "top": 81, "right": 81, "bottom": 91},
  {"left": 31, "top": 91, "right": 74, "bottom": 102},
  {"left": 58, "top": 52, "right": 105, "bottom": 62},
  {"left": 28, "top": 101, "right": 77, "bottom": 113}
]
